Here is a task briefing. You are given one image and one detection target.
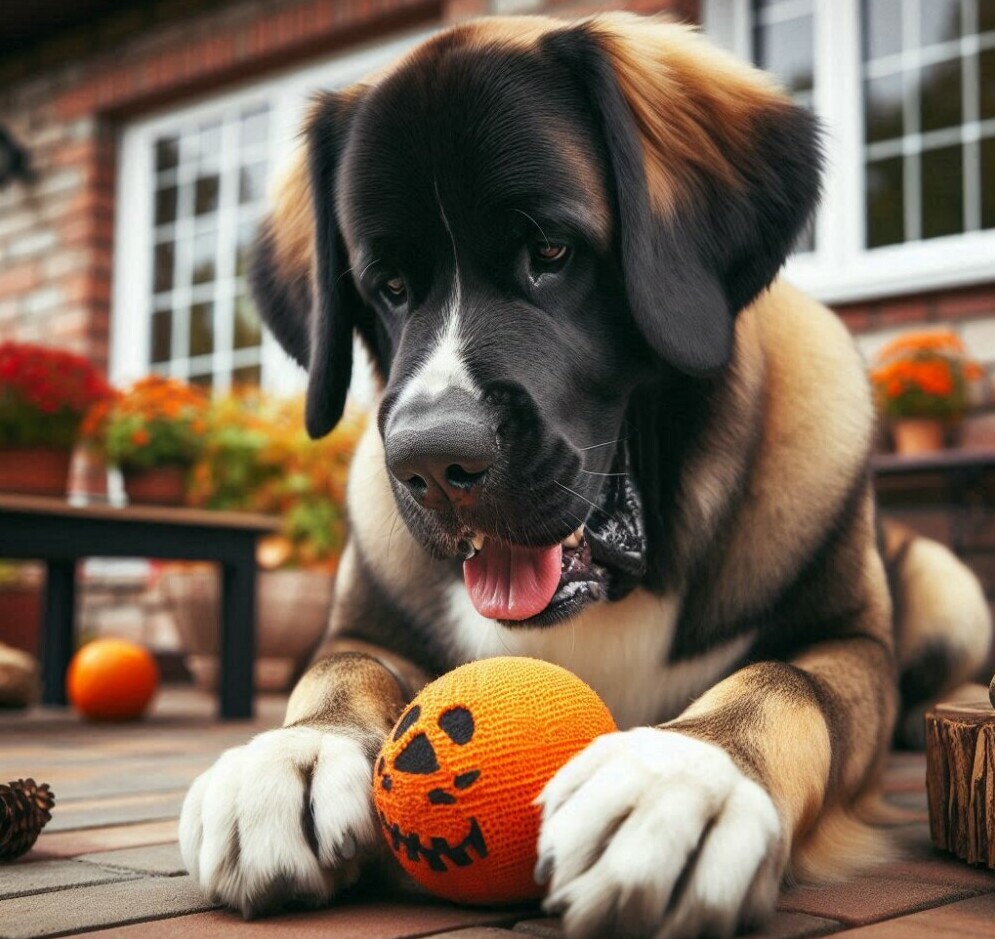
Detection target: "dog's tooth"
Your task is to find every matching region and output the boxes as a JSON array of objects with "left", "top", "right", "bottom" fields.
[
  {"left": 561, "top": 526, "right": 585, "bottom": 549},
  {"left": 470, "top": 533, "right": 485, "bottom": 551}
]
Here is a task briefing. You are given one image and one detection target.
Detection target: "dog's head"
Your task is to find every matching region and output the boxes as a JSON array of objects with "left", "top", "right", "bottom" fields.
[{"left": 251, "top": 14, "right": 821, "bottom": 627}]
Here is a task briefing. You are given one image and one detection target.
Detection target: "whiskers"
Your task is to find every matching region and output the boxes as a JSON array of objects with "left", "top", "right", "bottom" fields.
[{"left": 555, "top": 479, "right": 619, "bottom": 523}]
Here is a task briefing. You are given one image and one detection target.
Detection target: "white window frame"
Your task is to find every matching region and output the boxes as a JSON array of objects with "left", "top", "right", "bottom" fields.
[
  {"left": 112, "top": 28, "right": 433, "bottom": 398},
  {"left": 704, "top": 0, "right": 995, "bottom": 305}
]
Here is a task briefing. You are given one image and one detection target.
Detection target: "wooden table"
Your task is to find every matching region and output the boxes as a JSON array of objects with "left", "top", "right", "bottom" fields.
[
  {"left": 0, "top": 493, "right": 279, "bottom": 719},
  {"left": 873, "top": 447, "right": 995, "bottom": 558}
]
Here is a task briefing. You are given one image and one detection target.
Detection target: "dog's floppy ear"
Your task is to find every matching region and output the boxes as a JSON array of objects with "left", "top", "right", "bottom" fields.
[
  {"left": 546, "top": 15, "right": 822, "bottom": 376},
  {"left": 249, "top": 91, "right": 365, "bottom": 438}
]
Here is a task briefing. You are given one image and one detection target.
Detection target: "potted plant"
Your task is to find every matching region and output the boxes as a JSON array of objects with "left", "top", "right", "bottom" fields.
[
  {"left": 160, "top": 393, "right": 364, "bottom": 691},
  {"left": 83, "top": 376, "right": 208, "bottom": 505},
  {"left": 0, "top": 342, "right": 112, "bottom": 497},
  {"left": 870, "top": 331, "right": 984, "bottom": 455}
]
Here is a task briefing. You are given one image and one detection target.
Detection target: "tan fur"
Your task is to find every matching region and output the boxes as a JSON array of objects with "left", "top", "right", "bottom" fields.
[
  {"left": 893, "top": 532, "right": 992, "bottom": 685},
  {"left": 678, "top": 671, "right": 832, "bottom": 841},
  {"left": 268, "top": 146, "right": 314, "bottom": 287},
  {"left": 702, "top": 281, "right": 875, "bottom": 624},
  {"left": 589, "top": 13, "right": 786, "bottom": 212}
]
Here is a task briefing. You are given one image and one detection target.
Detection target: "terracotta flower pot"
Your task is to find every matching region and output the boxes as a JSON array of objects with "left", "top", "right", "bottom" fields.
[
  {"left": 0, "top": 446, "right": 72, "bottom": 497},
  {"left": 122, "top": 465, "right": 187, "bottom": 505},
  {"left": 159, "top": 567, "right": 333, "bottom": 693},
  {"left": 891, "top": 418, "right": 947, "bottom": 455}
]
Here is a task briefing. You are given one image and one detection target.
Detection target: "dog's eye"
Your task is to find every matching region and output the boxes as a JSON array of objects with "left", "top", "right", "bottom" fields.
[
  {"left": 532, "top": 243, "right": 570, "bottom": 264},
  {"left": 382, "top": 276, "right": 407, "bottom": 303}
]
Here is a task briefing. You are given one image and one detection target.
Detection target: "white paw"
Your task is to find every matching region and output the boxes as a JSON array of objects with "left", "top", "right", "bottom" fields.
[
  {"left": 537, "top": 728, "right": 784, "bottom": 939},
  {"left": 178, "top": 726, "right": 379, "bottom": 917}
]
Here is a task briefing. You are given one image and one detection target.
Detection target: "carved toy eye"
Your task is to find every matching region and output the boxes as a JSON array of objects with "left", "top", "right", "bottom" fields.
[
  {"left": 394, "top": 732, "right": 439, "bottom": 774},
  {"left": 393, "top": 704, "right": 421, "bottom": 740},
  {"left": 439, "top": 706, "right": 474, "bottom": 745}
]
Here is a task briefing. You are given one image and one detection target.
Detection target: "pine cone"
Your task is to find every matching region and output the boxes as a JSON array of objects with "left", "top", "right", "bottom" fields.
[{"left": 0, "top": 778, "right": 55, "bottom": 862}]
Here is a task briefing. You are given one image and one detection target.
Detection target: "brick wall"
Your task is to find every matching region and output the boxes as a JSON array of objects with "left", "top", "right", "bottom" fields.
[
  {"left": 0, "top": 0, "right": 694, "bottom": 372},
  {"left": 0, "top": 0, "right": 448, "bottom": 370}
]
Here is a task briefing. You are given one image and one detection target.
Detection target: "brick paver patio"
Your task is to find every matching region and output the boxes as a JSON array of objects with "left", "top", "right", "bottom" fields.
[{"left": 2, "top": 689, "right": 994, "bottom": 939}]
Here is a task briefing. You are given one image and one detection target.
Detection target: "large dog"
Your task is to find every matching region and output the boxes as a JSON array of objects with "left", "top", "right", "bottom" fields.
[{"left": 179, "top": 14, "right": 992, "bottom": 938}]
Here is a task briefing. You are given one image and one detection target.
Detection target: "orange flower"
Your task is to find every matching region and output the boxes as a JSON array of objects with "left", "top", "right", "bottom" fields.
[{"left": 131, "top": 428, "right": 150, "bottom": 446}]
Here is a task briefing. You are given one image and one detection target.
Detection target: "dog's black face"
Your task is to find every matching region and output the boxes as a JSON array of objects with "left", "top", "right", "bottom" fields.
[
  {"left": 251, "top": 17, "right": 821, "bottom": 628},
  {"left": 338, "top": 43, "right": 652, "bottom": 625}
]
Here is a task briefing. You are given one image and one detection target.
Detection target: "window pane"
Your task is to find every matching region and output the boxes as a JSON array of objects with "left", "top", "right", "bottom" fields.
[
  {"left": 190, "top": 301, "right": 214, "bottom": 357},
  {"left": 863, "top": 0, "right": 902, "bottom": 61},
  {"left": 921, "top": 145, "right": 963, "bottom": 239},
  {"left": 155, "top": 136, "right": 179, "bottom": 172},
  {"left": 919, "top": 59, "right": 963, "bottom": 132},
  {"left": 236, "top": 219, "right": 257, "bottom": 277},
  {"left": 982, "top": 48, "right": 995, "bottom": 121},
  {"left": 189, "top": 373, "right": 214, "bottom": 391},
  {"left": 151, "top": 310, "right": 172, "bottom": 364},
  {"left": 240, "top": 108, "right": 269, "bottom": 148},
  {"left": 233, "top": 294, "right": 261, "bottom": 350},
  {"left": 232, "top": 364, "right": 261, "bottom": 387},
  {"left": 866, "top": 156, "right": 905, "bottom": 247},
  {"left": 195, "top": 175, "right": 220, "bottom": 216},
  {"left": 983, "top": 137, "right": 995, "bottom": 229},
  {"left": 239, "top": 162, "right": 267, "bottom": 204},
  {"left": 155, "top": 185, "right": 178, "bottom": 226},
  {"left": 192, "top": 230, "right": 216, "bottom": 285},
  {"left": 865, "top": 74, "right": 904, "bottom": 142},
  {"left": 981, "top": 0, "right": 995, "bottom": 34},
  {"left": 921, "top": 0, "right": 962, "bottom": 47},
  {"left": 154, "top": 241, "right": 174, "bottom": 292},
  {"left": 753, "top": 14, "right": 814, "bottom": 94},
  {"left": 198, "top": 122, "right": 222, "bottom": 171}
]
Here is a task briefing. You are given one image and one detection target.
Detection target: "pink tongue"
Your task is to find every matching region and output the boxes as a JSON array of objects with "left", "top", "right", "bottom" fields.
[{"left": 463, "top": 541, "right": 563, "bottom": 621}]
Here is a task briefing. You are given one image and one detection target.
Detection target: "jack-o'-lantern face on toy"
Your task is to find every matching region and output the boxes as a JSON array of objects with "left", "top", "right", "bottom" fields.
[
  {"left": 372, "top": 658, "right": 616, "bottom": 905},
  {"left": 375, "top": 701, "right": 488, "bottom": 876}
]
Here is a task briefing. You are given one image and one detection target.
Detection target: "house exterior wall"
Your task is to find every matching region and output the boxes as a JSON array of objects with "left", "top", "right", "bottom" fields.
[{"left": 0, "top": 0, "right": 695, "bottom": 371}]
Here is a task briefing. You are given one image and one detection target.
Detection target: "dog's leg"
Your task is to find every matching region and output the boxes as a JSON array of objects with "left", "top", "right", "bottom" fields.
[
  {"left": 179, "top": 646, "right": 430, "bottom": 917},
  {"left": 538, "top": 537, "right": 896, "bottom": 939}
]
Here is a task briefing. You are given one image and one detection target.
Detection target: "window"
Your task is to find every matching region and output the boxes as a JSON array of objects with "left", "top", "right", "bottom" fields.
[
  {"left": 704, "top": 0, "right": 995, "bottom": 303},
  {"left": 113, "top": 30, "right": 430, "bottom": 395},
  {"left": 145, "top": 107, "right": 271, "bottom": 391},
  {"left": 751, "top": 0, "right": 817, "bottom": 250}
]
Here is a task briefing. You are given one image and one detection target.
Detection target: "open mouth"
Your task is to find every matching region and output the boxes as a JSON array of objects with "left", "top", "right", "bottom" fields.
[
  {"left": 379, "top": 811, "right": 488, "bottom": 872},
  {"left": 462, "top": 448, "right": 647, "bottom": 627}
]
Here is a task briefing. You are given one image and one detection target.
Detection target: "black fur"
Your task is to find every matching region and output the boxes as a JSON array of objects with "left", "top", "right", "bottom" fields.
[
  {"left": 251, "top": 21, "right": 825, "bottom": 635},
  {"left": 545, "top": 25, "right": 823, "bottom": 377}
]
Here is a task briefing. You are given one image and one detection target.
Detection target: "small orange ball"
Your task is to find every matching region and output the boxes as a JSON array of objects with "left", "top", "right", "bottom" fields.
[
  {"left": 66, "top": 638, "right": 159, "bottom": 721},
  {"left": 373, "top": 657, "right": 616, "bottom": 905}
]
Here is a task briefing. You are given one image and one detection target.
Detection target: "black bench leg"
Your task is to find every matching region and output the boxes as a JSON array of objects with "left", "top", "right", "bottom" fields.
[
  {"left": 42, "top": 559, "right": 76, "bottom": 706},
  {"left": 220, "top": 549, "right": 256, "bottom": 719}
]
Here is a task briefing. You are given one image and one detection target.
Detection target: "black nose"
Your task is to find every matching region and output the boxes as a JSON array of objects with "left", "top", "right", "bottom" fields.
[{"left": 384, "top": 390, "right": 496, "bottom": 511}]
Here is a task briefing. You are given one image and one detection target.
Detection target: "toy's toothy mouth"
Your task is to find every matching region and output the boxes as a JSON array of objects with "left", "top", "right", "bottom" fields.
[{"left": 378, "top": 811, "right": 488, "bottom": 872}]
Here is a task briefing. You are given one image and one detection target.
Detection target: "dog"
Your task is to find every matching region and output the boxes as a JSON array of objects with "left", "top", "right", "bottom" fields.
[{"left": 179, "top": 14, "right": 993, "bottom": 938}]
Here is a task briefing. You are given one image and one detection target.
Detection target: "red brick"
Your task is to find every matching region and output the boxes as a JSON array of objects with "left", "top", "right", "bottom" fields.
[
  {"left": 937, "top": 288, "right": 995, "bottom": 321},
  {"left": 827, "top": 893, "right": 995, "bottom": 938},
  {"left": 71, "top": 900, "right": 526, "bottom": 939},
  {"left": 777, "top": 876, "right": 974, "bottom": 926},
  {"left": 0, "top": 262, "right": 41, "bottom": 299},
  {"left": 24, "top": 821, "right": 181, "bottom": 860},
  {"left": 62, "top": 273, "right": 113, "bottom": 306},
  {"left": 877, "top": 299, "right": 931, "bottom": 328},
  {"left": 445, "top": 0, "right": 490, "bottom": 19},
  {"left": 836, "top": 305, "right": 874, "bottom": 333}
]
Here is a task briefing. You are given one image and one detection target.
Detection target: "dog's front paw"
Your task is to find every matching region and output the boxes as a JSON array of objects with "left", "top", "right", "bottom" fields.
[
  {"left": 179, "top": 726, "right": 379, "bottom": 917},
  {"left": 537, "top": 728, "right": 784, "bottom": 939}
]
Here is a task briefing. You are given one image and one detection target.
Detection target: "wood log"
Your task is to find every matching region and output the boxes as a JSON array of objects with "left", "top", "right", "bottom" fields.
[{"left": 925, "top": 699, "right": 995, "bottom": 868}]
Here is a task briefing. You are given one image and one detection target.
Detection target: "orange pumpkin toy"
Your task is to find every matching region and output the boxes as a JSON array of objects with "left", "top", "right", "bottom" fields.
[
  {"left": 373, "top": 656, "right": 616, "bottom": 905},
  {"left": 66, "top": 638, "right": 159, "bottom": 721}
]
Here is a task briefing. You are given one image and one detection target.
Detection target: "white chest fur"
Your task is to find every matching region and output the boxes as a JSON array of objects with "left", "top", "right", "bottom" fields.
[{"left": 440, "top": 583, "right": 754, "bottom": 729}]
